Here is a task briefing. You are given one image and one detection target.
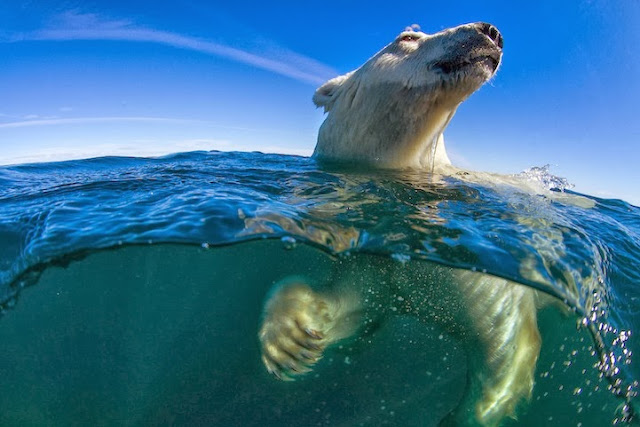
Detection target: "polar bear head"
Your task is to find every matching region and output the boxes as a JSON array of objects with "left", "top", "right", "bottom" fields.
[{"left": 312, "top": 22, "right": 503, "bottom": 170}]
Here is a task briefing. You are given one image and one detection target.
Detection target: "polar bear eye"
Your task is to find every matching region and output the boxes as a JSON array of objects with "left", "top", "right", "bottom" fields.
[{"left": 400, "top": 35, "right": 418, "bottom": 42}]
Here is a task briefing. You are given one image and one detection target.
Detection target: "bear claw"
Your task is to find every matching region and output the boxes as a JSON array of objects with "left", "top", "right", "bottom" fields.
[{"left": 304, "top": 327, "right": 324, "bottom": 339}]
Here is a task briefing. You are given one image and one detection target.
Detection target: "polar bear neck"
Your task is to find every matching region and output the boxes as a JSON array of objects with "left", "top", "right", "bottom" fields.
[
  {"left": 313, "top": 79, "right": 459, "bottom": 171},
  {"left": 418, "top": 110, "right": 456, "bottom": 172}
]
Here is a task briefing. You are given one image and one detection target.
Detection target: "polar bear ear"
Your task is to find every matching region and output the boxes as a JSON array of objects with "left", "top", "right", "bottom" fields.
[{"left": 313, "top": 72, "right": 353, "bottom": 112}]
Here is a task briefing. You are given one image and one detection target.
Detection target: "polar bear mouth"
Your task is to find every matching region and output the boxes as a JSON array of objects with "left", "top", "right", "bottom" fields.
[{"left": 433, "top": 54, "right": 501, "bottom": 75}]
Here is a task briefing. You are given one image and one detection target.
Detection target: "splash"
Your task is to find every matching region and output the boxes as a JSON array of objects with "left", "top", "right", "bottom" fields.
[{"left": 519, "top": 164, "right": 574, "bottom": 192}]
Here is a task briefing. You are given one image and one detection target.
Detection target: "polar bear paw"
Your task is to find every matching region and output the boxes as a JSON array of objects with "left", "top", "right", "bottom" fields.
[{"left": 258, "top": 282, "right": 336, "bottom": 380}]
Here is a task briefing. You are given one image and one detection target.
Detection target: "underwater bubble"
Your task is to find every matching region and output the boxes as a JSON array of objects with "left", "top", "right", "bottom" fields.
[
  {"left": 391, "top": 253, "right": 411, "bottom": 264},
  {"left": 280, "top": 236, "right": 297, "bottom": 249}
]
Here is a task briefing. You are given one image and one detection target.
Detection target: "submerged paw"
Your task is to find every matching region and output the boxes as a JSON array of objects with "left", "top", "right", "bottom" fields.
[{"left": 258, "top": 283, "right": 335, "bottom": 380}]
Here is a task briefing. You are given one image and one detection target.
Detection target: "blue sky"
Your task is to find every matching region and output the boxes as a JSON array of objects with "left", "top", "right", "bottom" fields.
[{"left": 1, "top": 1, "right": 639, "bottom": 205}]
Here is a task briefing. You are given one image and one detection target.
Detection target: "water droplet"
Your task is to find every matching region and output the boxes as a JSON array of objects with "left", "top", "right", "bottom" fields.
[
  {"left": 391, "top": 253, "right": 411, "bottom": 264},
  {"left": 281, "top": 236, "right": 297, "bottom": 249}
]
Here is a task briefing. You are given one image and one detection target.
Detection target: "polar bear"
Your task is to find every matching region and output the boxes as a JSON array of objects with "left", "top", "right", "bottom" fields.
[{"left": 259, "top": 23, "right": 541, "bottom": 426}]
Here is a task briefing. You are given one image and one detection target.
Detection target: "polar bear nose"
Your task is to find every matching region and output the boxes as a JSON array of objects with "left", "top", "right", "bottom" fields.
[{"left": 477, "top": 22, "right": 503, "bottom": 49}]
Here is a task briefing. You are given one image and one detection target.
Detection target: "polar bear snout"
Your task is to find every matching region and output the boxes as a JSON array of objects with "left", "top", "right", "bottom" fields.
[
  {"left": 474, "top": 22, "right": 503, "bottom": 74},
  {"left": 432, "top": 22, "right": 504, "bottom": 76},
  {"left": 476, "top": 22, "right": 503, "bottom": 49}
]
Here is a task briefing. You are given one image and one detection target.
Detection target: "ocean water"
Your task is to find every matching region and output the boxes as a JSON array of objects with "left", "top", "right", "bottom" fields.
[{"left": 0, "top": 150, "right": 639, "bottom": 426}]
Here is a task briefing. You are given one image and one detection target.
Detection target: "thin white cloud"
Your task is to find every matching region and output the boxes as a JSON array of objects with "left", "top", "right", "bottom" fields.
[
  {"left": 0, "top": 116, "right": 205, "bottom": 129},
  {"left": 0, "top": 116, "right": 299, "bottom": 135},
  {"left": 50, "top": 10, "right": 132, "bottom": 30},
  {"left": 21, "top": 114, "right": 60, "bottom": 120},
  {"left": 7, "top": 10, "right": 335, "bottom": 86}
]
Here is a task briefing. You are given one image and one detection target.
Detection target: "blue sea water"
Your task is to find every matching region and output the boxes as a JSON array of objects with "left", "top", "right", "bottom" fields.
[{"left": 0, "top": 150, "right": 639, "bottom": 426}]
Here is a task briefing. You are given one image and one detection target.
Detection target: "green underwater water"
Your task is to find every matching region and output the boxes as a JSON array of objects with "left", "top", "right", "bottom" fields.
[
  {"left": 0, "top": 151, "right": 639, "bottom": 426},
  {"left": 0, "top": 242, "right": 627, "bottom": 426}
]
